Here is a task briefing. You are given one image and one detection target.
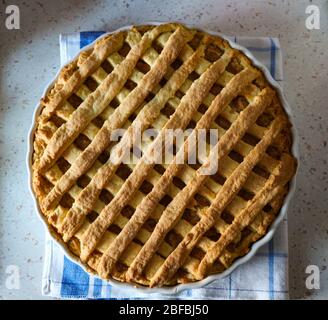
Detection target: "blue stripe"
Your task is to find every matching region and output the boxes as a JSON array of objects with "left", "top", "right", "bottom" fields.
[
  {"left": 93, "top": 278, "right": 103, "bottom": 298},
  {"left": 268, "top": 239, "right": 275, "bottom": 300},
  {"left": 60, "top": 256, "right": 90, "bottom": 297},
  {"left": 204, "top": 286, "right": 287, "bottom": 293},
  {"left": 228, "top": 274, "right": 232, "bottom": 299},
  {"left": 80, "top": 31, "right": 106, "bottom": 48},
  {"left": 256, "top": 252, "right": 287, "bottom": 258},
  {"left": 245, "top": 46, "right": 279, "bottom": 52},
  {"left": 269, "top": 38, "right": 276, "bottom": 79},
  {"left": 106, "top": 284, "right": 112, "bottom": 299}
]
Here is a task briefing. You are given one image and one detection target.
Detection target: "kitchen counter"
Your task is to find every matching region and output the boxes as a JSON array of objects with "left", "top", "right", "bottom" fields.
[{"left": 0, "top": 0, "right": 327, "bottom": 299}]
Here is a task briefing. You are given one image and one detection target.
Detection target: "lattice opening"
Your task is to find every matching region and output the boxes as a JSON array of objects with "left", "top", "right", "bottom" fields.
[
  {"left": 205, "top": 43, "right": 224, "bottom": 62},
  {"left": 145, "top": 91, "right": 155, "bottom": 103},
  {"left": 197, "top": 103, "right": 208, "bottom": 114},
  {"left": 57, "top": 157, "right": 71, "bottom": 173},
  {"left": 221, "top": 210, "right": 234, "bottom": 224},
  {"left": 50, "top": 114, "right": 65, "bottom": 127},
  {"left": 190, "top": 247, "right": 205, "bottom": 260},
  {"left": 144, "top": 218, "right": 157, "bottom": 232},
  {"left": 116, "top": 163, "right": 132, "bottom": 180},
  {"left": 159, "top": 194, "right": 173, "bottom": 207},
  {"left": 91, "top": 116, "right": 105, "bottom": 128},
  {"left": 99, "top": 189, "right": 114, "bottom": 205},
  {"left": 74, "top": 133, "right": 91, "bottom": 151},
  {"left": 188, "top": 32, "right": 203, "bottom": 50},
  {"left": 159, "top": 77, "right": 168, "bottom": 87},
  {"left": 242, "top": 132, "right": 260, "bottom": 146},
  {"left": 228, "top": 150, "right": 244, "bottom": 163},
  {"left": 100, "top": 59, "right": 114, "bottom": 73},
  {"left": 139, "top": 180, "right": 154, "bottom": 195},
  {"left": 263, "top": 203, "right": 273, "bottom": 213},
  {"left": 226, "top": 227, "right": 253, "bottom": 253},
  {"left": 182, "top": 208, "right": 201, "bottom": 225},
  {"left": 266, "top": 145, "right": 281, "bottom": 160},
  {"left": 171, "top": 59, "right": 183, "bottom": 70},
  {"left": 67, "top": 93, "right": 83, "bottom": 108},
  {"left": 98, "top": 150, "right": 110, "bottom": 164},
  {"left": 189, "top": 71, "right": 200, "bottom": 81},
  {"left": 172, "top": 176, "right": 186, "bottom": 190},
  {"left": 128, "top": 113, "right": 137, "bottom": 122},
  {"left": 194, "top": 193, "right": 211, "bottom": 208},
  {"left": 175, "top": 89, "right": 184, "bottom": 99},
  {"left": 238, "top": 188, "right": 254, "bottom": 201},
  {"left": 87, "top": 211, "right": 99, "bottom": 223},
  {"left": 77, "top": 174, "right": 91, "bottom": 189},
  {"left": 136, "top": 59, "right": 151, "bottom": 74},
  {"left": 226, "top": 57, "right": 244, "bottom": 75},
  {"left": 84, "top": 76, "right": 99, "bottom": 91},
  {"left": 109, "top": 97, "right": 120, "bottom": 108},
  {"left": 117, "top": 42, "right": 131, "bottom": 57},
  {"left": 253, "top": 164, "right": 270, "bottom": 179},
  {"left": 160, "top": 103, "right": 175, "bottom": 118},
  {"left": 211, "top": 171, "right": 227, "bottom": 185},
  {"left": 115, "top": 262, "right": 128, "bottom": 273},
  {"left": 108, "top": 224, "right": 122, "bottom": 234},
  {"left": 59, "top": 193, "right": 74, "bottom": 209},
  {"left": 210, "top": 83, "right": 223, "bottom": 96},
  {"left": 205, "top": 227, "right": 221, "bottom": 242},
  {"left": 38, "top": 175, "right": 53, "bottom": 194},
  {"left": 165, "top": 230, "right": 183, "bottom": 248},
  {"left": 125, "top": 79, "right": 137, "bottom": 91},
  {"left": 256, "top": 112, "right": 274, "bottom": 127},
  {"left": 154, "top": 164, "right": 165, "bottom": 175},
  {"left": 211, "top": 260, "right": 226, "bottom": 273},
  {"left": 186, "top": 119, "right": 196, "bottom": 130},
  {"left": 230, "top": 96, "right": 248, "bottom": 113},
  {"left": 152, "top": 41, "right": 163, "bottom": 54},
  {"left": 121, "top": 205, "right": 135, "bottom": 219},
  {"left": 215, "top": 115, "right": 231, "bottom": 130}
]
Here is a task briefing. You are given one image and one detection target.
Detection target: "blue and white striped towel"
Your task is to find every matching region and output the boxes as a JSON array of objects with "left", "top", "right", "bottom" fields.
[{"left": 42, "top": 31, "right": 288, "bottom": 300}]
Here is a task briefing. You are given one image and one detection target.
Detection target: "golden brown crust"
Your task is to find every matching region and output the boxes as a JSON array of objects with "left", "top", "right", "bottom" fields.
[{"left": 31, "top": 23, "right": 297, "bottom": 287}]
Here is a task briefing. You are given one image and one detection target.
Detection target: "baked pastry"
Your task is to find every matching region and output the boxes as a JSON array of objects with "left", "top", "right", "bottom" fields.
[{"left": 31, "top": 23, "right": 297, "bottom": 287}]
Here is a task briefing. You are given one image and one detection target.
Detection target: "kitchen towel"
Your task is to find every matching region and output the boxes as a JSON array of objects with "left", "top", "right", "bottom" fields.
[{"left": 42, "top": 29, "right": 288, "bottom": 300}]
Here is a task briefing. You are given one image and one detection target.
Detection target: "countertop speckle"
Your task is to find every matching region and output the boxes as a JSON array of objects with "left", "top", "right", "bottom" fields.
[{"left": 0, "top": 0, "right": 327, "bottom": 299}]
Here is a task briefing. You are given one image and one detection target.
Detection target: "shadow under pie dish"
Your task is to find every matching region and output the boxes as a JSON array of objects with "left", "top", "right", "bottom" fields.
[{"left": 29, "top": 23, "right": 297, "bottom": 289}]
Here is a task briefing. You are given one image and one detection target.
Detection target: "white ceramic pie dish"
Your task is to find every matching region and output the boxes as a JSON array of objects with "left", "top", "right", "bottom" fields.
[{"left": 27, "top": 22, "right": 299, "bottom": 295}]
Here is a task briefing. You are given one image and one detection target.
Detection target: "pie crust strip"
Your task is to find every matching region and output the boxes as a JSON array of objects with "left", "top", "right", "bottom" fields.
[
  {"left": 149, "top": 116, "right": 289, "bottom": 286},
  {"left": 59, "top": 47, "right": 205, "bottom": 241},
  {"left": 40, "top": 25, "right": 193, "bottom": 210},
  {"left": 79, "top": 50, "right": 234, "bottom": 262},
  {"left": 40, "top": 32, "right": 124, "bottom": 120},
  {"left": 96, "top": 67, "right": 259, "bottom": 278},
  {"left": 125, "top": 87, "right": 273, "bottom": 282},
  {"left": 196, "top": 153, "right": 295, "bottom": 278}
]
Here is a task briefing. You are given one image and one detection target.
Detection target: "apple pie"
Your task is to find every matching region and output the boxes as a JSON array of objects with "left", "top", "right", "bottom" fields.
[{"left": 31, "top": 23, "right": 297, "bottom": 287}]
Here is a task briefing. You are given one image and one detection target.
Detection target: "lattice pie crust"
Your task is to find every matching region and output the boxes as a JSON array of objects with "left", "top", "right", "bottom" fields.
[{"left": 32, "top": 23, "right": 297, "bottom": 287}]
